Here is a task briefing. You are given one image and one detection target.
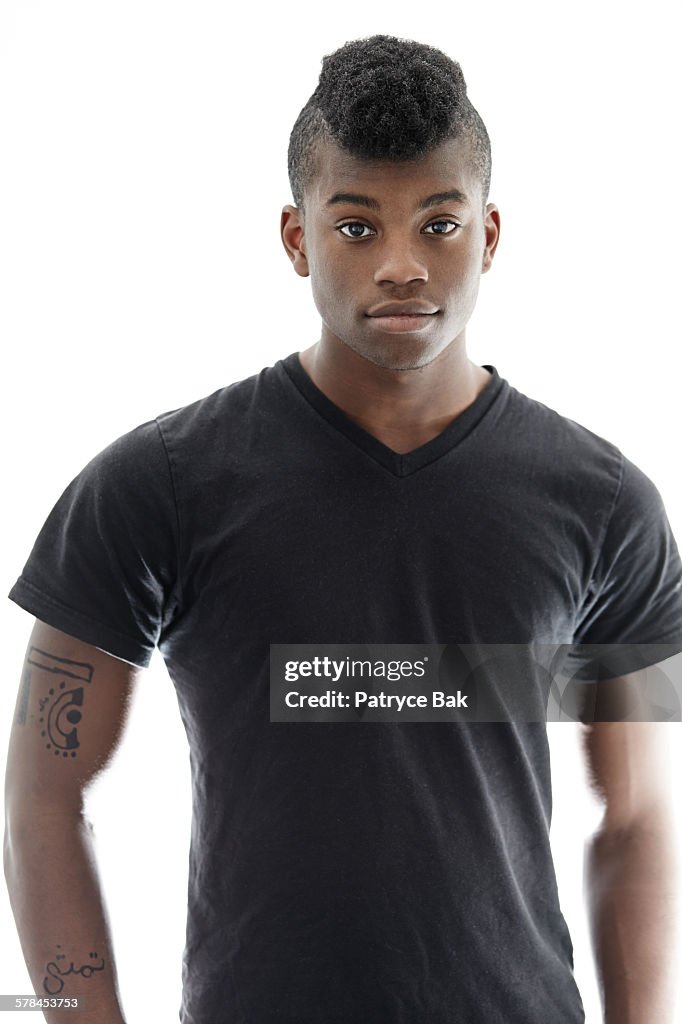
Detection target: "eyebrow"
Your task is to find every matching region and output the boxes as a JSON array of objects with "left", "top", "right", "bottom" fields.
[{"left": 325, "top": 188, "right": 470, "bottom": 211}]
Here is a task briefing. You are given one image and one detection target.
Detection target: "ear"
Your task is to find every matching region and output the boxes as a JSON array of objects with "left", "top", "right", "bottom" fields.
[
  {"left": 281, "top": 205, "right": 310, "bottom": 279},
  {"left": 481, "top": 204, "right": 501, "bottom": 274}
]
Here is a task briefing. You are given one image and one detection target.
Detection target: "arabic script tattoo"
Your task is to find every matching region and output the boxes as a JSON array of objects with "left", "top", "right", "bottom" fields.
[
  {"left": 43, "top": 945, "right": 106, "bottom": 995},
  {"left": 27, "top": 647, "right": 94, "bottom": 758}
]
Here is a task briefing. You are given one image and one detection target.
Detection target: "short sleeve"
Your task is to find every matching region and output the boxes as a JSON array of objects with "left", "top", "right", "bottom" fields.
[
  {"left": 7, "top": 419, "right": 180, "bottom": 668},
  {"left": 565, "top": 452, "right": 682, "bottom": 680}
]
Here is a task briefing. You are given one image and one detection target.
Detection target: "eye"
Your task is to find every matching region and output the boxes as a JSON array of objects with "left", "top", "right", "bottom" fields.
[
  {"left": 423, "top": 220, "right": 459, "bottom": 235},
  {"left": 337, "top": 222, "right": 375, "bottom": 239}
]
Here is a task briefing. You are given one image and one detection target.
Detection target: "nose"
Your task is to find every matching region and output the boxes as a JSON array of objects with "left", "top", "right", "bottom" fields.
[{"left": 372, "top": 236, "right": 429, "bottom": 286}]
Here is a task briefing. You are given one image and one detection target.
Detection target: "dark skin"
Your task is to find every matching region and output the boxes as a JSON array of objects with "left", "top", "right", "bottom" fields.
[
  {"left": 281, "top": 136, "right": 499, "bottom": 455},
  {"left": 280, "top": 136, "right": 680, "bottom": 1022}
]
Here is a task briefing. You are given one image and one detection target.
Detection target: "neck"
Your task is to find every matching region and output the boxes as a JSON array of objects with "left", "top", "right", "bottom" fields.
[{"left": 297, "top": 334, "right": 491, "bottom": 455}]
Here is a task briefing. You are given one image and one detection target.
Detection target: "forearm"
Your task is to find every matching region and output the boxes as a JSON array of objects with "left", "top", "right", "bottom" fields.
[
  {"left": 585, "top": 814, "right": 680, "bottom": 1023},
  {"left": 3, "top": 806, "right": 127, "bottom": 1024}
]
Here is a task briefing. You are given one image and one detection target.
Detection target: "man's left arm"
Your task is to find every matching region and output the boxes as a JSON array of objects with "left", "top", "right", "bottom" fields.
[{"left": 581, "top": 709, "right": 680, "bottom": 1023}]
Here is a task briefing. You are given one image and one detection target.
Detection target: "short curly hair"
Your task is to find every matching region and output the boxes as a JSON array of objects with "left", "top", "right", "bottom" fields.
[{"left": 288, "top": 35, "right": 491, "bottom": 216}]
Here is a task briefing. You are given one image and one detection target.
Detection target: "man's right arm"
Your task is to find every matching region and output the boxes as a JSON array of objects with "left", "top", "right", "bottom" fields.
[{"left": 3, "top": 618, "right": 142, "bottom": 1024}]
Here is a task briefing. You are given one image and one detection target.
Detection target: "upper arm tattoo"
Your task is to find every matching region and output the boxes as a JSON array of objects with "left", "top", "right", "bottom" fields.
[
  {"left": 17, "top": 647, "right": 94, "bottom": 759},
  {"left": 16, "top": 663, "right": 32, "bottom": 726}
]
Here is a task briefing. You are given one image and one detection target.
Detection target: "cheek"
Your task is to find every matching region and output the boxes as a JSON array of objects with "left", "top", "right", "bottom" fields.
[
  {"left": 309, "top": 266, "right": 350, "bottom": 327},
  {"left": 447, "top": 269, "right": 483, "bottom": 322},
  {"left": 442, "top": 237, "right": 486, "bottom": 298},
  {"left": 310, "top": 254, "right": 357, "bottom": 314}
]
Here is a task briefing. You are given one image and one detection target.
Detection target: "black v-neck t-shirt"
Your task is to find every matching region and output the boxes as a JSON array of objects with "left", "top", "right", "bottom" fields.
[
  {"left": 9, "top": 352, "right": 682, "bottom": 1023},
  {"left": 283, "top": 353, "right": 505, "bottom": 477}
]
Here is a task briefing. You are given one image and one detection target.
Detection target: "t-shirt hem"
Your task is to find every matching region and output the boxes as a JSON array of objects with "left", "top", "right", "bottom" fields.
[{"left": 7, "top": 576, "right": 154, "bottom": 668}]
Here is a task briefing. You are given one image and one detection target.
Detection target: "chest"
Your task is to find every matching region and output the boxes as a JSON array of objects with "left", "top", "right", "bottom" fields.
[{"left": 177, "top": 452, "right": 603, "bottom": 648}]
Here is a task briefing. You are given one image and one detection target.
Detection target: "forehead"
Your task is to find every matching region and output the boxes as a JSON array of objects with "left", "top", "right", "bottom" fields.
[{"left": 310, "top": 136, "right": 480, "bottom": 209}]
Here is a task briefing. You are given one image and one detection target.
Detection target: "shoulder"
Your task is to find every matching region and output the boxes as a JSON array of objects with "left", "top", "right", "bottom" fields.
[
  {"left": 510, "top": 383, "right": 666, "bottom": 513},
  {"left": 496, "top": 378, "right": 625, "bottom": 511},
  {"left": 76, "top": 361, "right": 280, "bottom": 485},
  {"left": 153, "top": 361, "right": 282, "bottom": 450},
  {"left": 502, "top": 379, "right": 622, "bottom": 463}
]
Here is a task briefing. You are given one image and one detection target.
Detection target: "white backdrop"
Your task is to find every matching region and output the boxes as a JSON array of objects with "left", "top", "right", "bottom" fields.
[{"left": 1, "top": 2, "right": 680, "bottom": 1022}]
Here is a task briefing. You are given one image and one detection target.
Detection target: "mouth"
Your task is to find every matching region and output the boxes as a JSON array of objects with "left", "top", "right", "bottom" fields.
[
  {"left": 366, "top": 302, "right": 439, "bottom": 317},
  {"left": 365, "top": 311, "right": 439, "bottom": 334}
]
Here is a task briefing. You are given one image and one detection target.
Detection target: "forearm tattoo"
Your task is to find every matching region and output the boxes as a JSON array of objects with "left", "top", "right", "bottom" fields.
[
  {"left": 19, "top": 647, "right": 94, "bottom": 759},
  {"left": 43, "top": 944, "right": 106, "bottom": 995}
]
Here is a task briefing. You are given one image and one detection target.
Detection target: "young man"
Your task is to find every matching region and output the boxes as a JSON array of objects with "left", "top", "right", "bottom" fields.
[{"left": 4, "top": 34, "right": 682, "bottom": 1024}]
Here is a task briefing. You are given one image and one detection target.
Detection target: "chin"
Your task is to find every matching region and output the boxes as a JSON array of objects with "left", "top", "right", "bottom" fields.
[
  {"left": 354, "top": 341, "right": 440, "bottom": 372},
  {"left": 342, "top": 335, "right": 444, "bottom": 372}
]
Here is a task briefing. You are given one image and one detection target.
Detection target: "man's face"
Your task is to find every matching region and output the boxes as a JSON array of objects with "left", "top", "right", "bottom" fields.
[{"left": 281, "top": 136, "right": 500, "bottom": 371}]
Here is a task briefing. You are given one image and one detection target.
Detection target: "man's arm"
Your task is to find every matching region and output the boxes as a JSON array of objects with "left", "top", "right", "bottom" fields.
[
  {"left": 581, "top": 701, "right": 680, "bottom": 1024},
  {"left": 3, "top": 619, "right": 141, "bottom": 1024}
]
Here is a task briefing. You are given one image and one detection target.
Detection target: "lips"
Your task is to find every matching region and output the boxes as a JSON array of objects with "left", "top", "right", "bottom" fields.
[{"left": 366, "top": 302, "right": 439, "bottom": 317}]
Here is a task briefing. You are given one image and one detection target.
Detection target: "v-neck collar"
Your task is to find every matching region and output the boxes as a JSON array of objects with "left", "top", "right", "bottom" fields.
[{"left": 277, "top": 350, "right": 506, "bottom": 478}]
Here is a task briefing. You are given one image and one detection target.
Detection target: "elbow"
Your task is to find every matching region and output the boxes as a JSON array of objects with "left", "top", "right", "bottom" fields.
[
  {"left": 585, "top": 807, "right": 680, "bottom": 892},
  {"left": 4, "top": 799, "right": 89, "bottom": 869},
  {"left": 597, "top": 800, "right": 676, "bottom": 841}
]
